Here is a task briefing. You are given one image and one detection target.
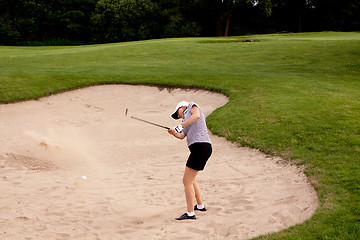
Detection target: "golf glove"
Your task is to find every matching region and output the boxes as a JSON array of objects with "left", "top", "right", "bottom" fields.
[{"left": 174, "top": 124, "right": 184, "bottom": 133}]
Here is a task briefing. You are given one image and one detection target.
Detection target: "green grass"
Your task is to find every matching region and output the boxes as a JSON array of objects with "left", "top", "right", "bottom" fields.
[{"left": 1, "top": 32, "right": 360, "bottom": 239}]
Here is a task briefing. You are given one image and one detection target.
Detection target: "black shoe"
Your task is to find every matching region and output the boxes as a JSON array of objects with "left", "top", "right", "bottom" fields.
[
  {"left": 194, "top": 205, "right": 207, "bottom": 212},
  {"left": 175, "top": 213, "right": 196, "bottom": 220}
]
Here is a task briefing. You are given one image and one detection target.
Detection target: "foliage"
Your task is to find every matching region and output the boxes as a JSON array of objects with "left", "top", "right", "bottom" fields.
[
  {"left": 0, "top": 0, "right": 359, "bottom": 45},
  {"left": 91, "top": 0, "right": 160, "bottom": 43},
  {"left": 159, "top": 0, "right": 201, "bottom": 38},
  {"left": 313, "top": 0, "right": 360, "bottom": 31},
  {"left": 0, "top": 16, "right": 20, "bottom": 44},
  {"left": 162, "top": 11, "right": 201, "bottom": 38},
  {"left": 0, "top": 0, "right": 97, "bottom": 45}
]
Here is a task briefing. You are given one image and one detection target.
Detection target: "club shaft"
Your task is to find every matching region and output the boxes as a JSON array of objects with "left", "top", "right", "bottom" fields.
[{"left": 130, "top": 116, "right": 169, "bottom": 129}]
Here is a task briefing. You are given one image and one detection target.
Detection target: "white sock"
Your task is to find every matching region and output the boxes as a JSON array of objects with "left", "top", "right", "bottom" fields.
[
  {"left": 197, "top": 204, "right": 204, "bottom": 209},
  {"left": 187, "top": 212, "right": 195, "bottom": 217}
]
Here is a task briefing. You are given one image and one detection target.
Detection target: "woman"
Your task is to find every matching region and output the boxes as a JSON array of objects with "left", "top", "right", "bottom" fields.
[{"left": 168, "top": 101, "right": 212, "bottom": 220}]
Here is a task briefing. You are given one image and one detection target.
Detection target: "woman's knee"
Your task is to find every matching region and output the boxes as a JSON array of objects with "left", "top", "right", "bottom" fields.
[
  {"left": 182, "top": 176, "right": 194, "bottom": 186},
  {"left": 183, "top": 167, "right": 198, "bottom": 186}
]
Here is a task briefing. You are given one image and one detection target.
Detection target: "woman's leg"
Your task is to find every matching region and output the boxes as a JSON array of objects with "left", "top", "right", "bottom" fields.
[
  {"left": 183, "top": 166, "right": 199, "bottom": 213},
  {"left": 193, "top": 180, "right": 203, "bottom": 206}
]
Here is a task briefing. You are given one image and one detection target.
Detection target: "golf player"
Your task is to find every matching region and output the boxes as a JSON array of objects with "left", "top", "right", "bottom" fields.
[{"left": 168, "top": 101, "right": 212, "bottom": 220}]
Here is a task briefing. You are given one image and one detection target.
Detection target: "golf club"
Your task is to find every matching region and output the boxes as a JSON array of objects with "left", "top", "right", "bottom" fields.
[{"left": 125, "top": 107, "right": 170, "bottom": 130}]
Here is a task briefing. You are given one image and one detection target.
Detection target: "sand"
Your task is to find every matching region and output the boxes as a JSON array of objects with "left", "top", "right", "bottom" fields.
[{"left": 0, "top": 85, "right": 318, "bottom": 240}]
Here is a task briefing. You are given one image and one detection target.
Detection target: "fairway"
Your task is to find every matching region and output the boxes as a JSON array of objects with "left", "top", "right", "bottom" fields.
[{"left": 0, "top": 32, "right": 359, "bottom": 239}]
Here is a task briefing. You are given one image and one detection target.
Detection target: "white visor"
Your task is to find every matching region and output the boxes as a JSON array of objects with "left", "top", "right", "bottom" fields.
[{"left": 171, "top": 101, "right": 189, "bottom": 119}]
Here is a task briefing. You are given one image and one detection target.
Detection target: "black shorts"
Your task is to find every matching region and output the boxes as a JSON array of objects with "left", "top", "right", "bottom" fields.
[{"left": 186, "top": 142, "right": 212, "bottom": 171}]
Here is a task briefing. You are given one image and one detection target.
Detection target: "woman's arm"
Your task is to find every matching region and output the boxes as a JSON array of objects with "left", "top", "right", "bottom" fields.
[
  {"left": 168, "top": 105, "right": 200, "bottom": 139},
  {"left": 168, "top": 128, "right": 186, "bottom": 139},
  {"left": 181, "top": 105, "right": 200, "bottom": 128}
]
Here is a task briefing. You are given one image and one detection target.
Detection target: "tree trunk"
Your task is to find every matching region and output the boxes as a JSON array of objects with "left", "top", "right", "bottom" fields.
[
  {"left": 224, "top": 12, "right": 232, "bottom": 36},
  {"left": 223, "top": 0, "right": 234, "bottom": 37},
  {"left": 298, "top": 15, "right": 302, "bottom": 32},
  {"left": 216, "top": 16, "right": 224, "bottom": 36}
]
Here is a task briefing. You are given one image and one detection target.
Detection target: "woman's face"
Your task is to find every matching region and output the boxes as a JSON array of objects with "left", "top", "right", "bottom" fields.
[{"left": 177, "top": 106, "right": 185, "bottom": 119}]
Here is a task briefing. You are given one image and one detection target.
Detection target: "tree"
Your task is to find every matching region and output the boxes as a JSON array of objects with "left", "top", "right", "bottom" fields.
[
  {"left": 0, "top": 0, "right": 21, "bottom": 44},
  {"left": 216, "top": 0, "right": 234, "bottom": 36},
  {"left": 311, "top": 0, "right": 360, "bottom": 31},
  {"left": 0, "top": 0, "right": 97, "bottom": 45},
  {"left": 196, "top": 0, "right": 272, "bottom": 37},
  {"left": 157, "top": 0, "right": 201, "bottom": 38},
  {"left": 91, "top": 0, "right": 161, "bottom": 43},
  {"left": 1, "top": 0, "right": 359, "bottom": 45},
  {"left": 271, "top": 0, "right": 317, "bottom": 32}
]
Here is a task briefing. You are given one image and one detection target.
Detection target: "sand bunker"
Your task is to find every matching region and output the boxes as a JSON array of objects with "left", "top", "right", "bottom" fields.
[{"left": 0, "top": 85, "right": 317, "bottom": 239}]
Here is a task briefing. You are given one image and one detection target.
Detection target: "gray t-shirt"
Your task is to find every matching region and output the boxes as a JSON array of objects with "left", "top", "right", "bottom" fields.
[{"left": 182, "top": 102, "right": 211, "bottom": 146}]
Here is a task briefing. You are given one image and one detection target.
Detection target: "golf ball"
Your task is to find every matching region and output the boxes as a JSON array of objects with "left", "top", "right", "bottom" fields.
[{"left": 82, "top": 176, "right": 87, "bottom": 180}]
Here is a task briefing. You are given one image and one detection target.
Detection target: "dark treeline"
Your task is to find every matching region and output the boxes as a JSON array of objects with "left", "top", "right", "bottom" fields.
[{"left": 0, "top": 0, "right": 359, "bottom": 45}]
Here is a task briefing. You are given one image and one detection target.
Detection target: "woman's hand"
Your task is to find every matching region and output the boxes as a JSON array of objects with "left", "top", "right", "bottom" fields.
[
  {"left": 168, "top": 127, "right": 176, "bottom": 135},
  {"left": 168, "top": 127, "right": 186, "bottom": 139}
]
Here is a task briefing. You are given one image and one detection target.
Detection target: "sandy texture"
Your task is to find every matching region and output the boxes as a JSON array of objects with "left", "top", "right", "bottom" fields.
[{"left": 0, "top": 85, "right": 318, "bottom": 239}]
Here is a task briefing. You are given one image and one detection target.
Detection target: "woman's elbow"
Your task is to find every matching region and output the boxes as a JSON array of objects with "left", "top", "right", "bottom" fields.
[{"left": 177, "top": 132, "right": 186, "bottom": 139}]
